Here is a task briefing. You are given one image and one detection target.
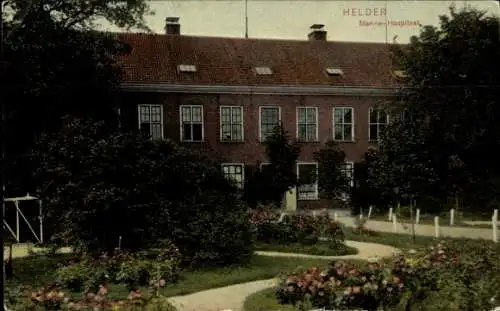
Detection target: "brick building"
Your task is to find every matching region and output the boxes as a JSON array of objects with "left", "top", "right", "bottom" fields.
[{"left": 116, "top": 18, "right": 403, "bottom": 208}]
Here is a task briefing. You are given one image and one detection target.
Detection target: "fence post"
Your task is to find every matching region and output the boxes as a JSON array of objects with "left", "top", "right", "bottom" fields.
[
  {"left": 392, "top": 215, "right": 397, "bottom": 233},
  {"left": 434, "top": 216, "right": 439, "bottom": 238},
  {"left": 494, "top": 209, "right": 498, "bottom": 223},
  {"left": 493, "top": 216, "right": 498, "bottom": 243},
  {"left": 388, "top": 208, "right": 393, "bottom": 222},
  {"left": 450, "top": 209, "right": 455, "bottom": 226},
  {"left": 415, "top": 208, "right": 420, "bottom": 224},
  {"left": 368, "top": 206, "right": 373, "bottom": 219},
  {"left": 333, "top": 212, "right": 338, "bottom": 222}
]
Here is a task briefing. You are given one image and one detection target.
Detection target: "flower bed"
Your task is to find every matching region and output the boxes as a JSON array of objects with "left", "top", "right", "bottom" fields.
[
  {"left": 275, "top": 240, "right": 500, "bottom": 311},
  {"left": 249, "top": 208, "right": 345, "bottom": 250}
]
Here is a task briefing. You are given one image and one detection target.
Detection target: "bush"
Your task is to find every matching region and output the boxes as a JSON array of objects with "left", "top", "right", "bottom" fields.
[
  {"left": 24, "top": 286, "right": 177, "bottom": 311},
  {"left": 55, "top": 245, "right": 182, "bottom": 292},
  {"left": 250, "top": 209, "right": 345, "bottom": 247},
  {"left": 32, "top": 117, "right": 254, "bottom": 267},
  {"left": 276, "top": 240, "right": 500, "bottom": 311}
]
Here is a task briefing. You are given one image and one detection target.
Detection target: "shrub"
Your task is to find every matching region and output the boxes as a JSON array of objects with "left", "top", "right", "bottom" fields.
[
  {"left": 24, "top": 285, "right": 177, "bottom": 311},
  {"left": 251, "top": 209, "right": 345, "bottom": 247},
  {"left": 276, "top": 240, "right": 500, "bottom": 311},
  {"left": 32, "top": 118, "right": 254, "bottom": 267},
  {"left": 55, "top": 244, "right": 182, "bottom": 293}
]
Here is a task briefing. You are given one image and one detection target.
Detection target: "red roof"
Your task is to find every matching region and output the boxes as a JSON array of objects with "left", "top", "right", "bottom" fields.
[{"left": 117, "top": 33, "right": 402, "bottom": 88}]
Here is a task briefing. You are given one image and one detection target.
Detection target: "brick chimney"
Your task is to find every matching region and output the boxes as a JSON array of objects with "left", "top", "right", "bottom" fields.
[
  {"left": 165, "top": 17, "right": 180, "bottom": 35},
  {"left": 308, "top": 24, "right": 327, "bottom": 41}
]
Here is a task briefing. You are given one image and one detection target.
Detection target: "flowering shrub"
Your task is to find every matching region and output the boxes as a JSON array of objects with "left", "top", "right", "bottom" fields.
[
  {"left": 276, "top": 240, "right": 500, "bottom": 311},
  {"left": 55, "top": 242, "right": 182, "bottom": 292},
  {"left": 250, "top": 208, "right": 344, "bottom": 247},
  {"left": 277, "top": 261, "right": 404, "bottom": 311},
  {"left": 23, "top": 284, "right": 176, "bottom": 311}
]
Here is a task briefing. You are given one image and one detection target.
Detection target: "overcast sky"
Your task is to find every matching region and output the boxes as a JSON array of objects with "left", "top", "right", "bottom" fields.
[{"left": 100, "top": 1, "right": 500, "bottom": 43}]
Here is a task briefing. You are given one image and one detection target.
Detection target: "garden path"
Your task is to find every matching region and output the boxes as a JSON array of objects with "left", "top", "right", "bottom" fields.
[
  {"left": 336, "top": 215, "right": 496, "bottom": 241},
  {"left": 167, "top": 240, "right": 400, "bottom": 311}
]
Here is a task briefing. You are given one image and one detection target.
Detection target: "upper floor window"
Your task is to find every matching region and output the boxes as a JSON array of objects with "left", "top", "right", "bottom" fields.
[
  {"left": 259, "top": 106, "right": 281, "bottom": 141},
  {"left": 297, "top": 162, "right": 319, "bottom": 200},
  {"left": 220, "top": 106, "right": 244, "bottom": 142},
  {"left": 297, "top": 107, "right": 318, "bottom": 142},
  {"left": 333, "top": 107, "right": 354, "bottom": 141},
  {"left": 222, "top": 164, "right": 245, "bottom": 189},
  {"left": 180, "top": 105, "right": 204, "bottom": 142},
  {"left": 138, "top": 104, "right": 163, "bottom": 140},
  {"left": 369, "top": 107, "right": 389, "bottom": 141}
]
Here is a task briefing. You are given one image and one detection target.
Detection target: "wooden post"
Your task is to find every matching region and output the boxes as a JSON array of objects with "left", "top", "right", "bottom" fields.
[
  {"left": 494, "top": 209, "right": 498, "bottom": 223},
  {"left": 333, "top": 212, "right": 338, "bottom": 222},
  {"left": 434, "top": 216, "right": 439, "bottom": 238},
  {"left": 415, "top": 208, "right": 420, "bottom": 224},
  {"left": 493, "top": 216, "right": 498, "bottom": 243},
  {"left": 38, "top": 200, "right": 43, "bottom": 244},
  {"left": 392, "top": 215, "right": 397, "bottom": 233},
  {"left": 450, "top": 209, "right": 455, "bottom": 226},
  {"left": 15, "top": 201, "right": 20, "bottom": 242},
  {"left": 368, "top": 206, "right": 373, "bottom": 219},
  {"left": 388, "top": 208, "right": 393, "bottom": 222}
]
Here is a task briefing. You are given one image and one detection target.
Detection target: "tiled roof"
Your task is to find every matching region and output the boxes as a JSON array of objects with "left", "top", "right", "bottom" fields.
[{"left": 116, "top": 33, "right": 402, "bottom": 88}]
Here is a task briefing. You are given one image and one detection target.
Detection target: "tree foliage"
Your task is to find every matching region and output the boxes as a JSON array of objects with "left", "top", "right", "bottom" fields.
[
  {"left": 2, "top": 0, "right": 150, "bottom": 194},
  {"left": 372, "top": 6, "right": 500, "bottom": 212},
  {"left": 31, "top": 117, "right": 254, "bottom": 266},
  {"left": 244, "top": 124, "right": 301, "bottom": 207},
  {"left": 313, "top": 140, "right": 348, "bottom": 200}
]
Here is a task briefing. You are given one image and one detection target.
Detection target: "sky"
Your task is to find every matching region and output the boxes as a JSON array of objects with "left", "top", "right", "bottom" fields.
[{"left": 100, "top": 1, "right": 500, "bottom": 43}]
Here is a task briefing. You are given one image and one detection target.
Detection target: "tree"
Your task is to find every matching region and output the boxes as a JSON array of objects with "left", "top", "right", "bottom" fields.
[
  {"left": 375, "top": 6, "right": 500, "bottom": 212},
  {"left": 245, "top": 124, "right": 301, "bottom": 207},
  {"left": 31, "top": 117, "right": 254, "bottom": 266},
  {"left": 313, "top": 140, "right": 348, "bottom": 203},
  {"left": 3, "top": 0, "right": 152, "bottom": 194}
]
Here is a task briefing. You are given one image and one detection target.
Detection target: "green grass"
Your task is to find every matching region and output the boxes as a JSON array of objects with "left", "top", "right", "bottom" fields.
[
  {"left": 5, "top": 253, "right": 342, "bottom": 304},
  {"left": 244, "top": 288, "right": 295, "bottom": 311},
  {"left": 254, "top": 241, "right": 358, "bottom": 256},
  {"left": 343, "top": 226, "right": 498, "bottom": 251}
]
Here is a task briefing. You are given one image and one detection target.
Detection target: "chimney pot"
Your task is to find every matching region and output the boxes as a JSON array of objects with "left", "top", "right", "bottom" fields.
[
  {"left": 165, "top": 17, "right": 180, "bottom": 35},
  {"left": 308, "top": 24, "right": 327, "bottom": 41}
]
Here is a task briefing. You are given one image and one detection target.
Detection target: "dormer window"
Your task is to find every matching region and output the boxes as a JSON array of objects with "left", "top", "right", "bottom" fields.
[
  {"left": 178, "top": 64, "right": 197, "bottom": 73},
  {"left": 254, "top": 66, "right": 273, "bottom": 75},
  {"left": 392, "top": 70, "right": 407, "bottom": 78},
  {"left": 326, "top": 68, "right": 344, "bottom": 76}
]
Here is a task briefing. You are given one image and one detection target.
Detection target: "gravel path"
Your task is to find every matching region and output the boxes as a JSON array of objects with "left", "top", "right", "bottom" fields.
[
  {"left": 336, "top": 216, "right": 496, "bottom": 240},
  {"left": 167, "top": 240, "right": 400, "bottom": 311}
]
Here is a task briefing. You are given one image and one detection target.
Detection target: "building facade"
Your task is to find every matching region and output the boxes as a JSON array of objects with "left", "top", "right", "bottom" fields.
[{"left": 117, "top": 18, "right": 402, "bottom": 209}]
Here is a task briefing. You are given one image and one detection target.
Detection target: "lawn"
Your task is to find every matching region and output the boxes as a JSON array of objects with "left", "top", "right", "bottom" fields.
[
  {"left": 244, "top": 288, "right": 295, "bottom": 311},
  {"left": 343, "top": 226, "right": 498, "bottom": 250},
  {"left": 5, "top": 253, "right": 342, "bottom": 307},
  {"left": 254, "top": 241, "right": 358, "bottom": 256}
]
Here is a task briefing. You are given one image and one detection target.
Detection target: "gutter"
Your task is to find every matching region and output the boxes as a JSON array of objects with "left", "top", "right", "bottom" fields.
[{"left": 120, "top": 82, "right": 401, "bottom": 97}]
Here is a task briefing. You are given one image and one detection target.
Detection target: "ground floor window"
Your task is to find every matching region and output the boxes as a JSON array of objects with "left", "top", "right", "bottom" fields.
[
  {"left": 297, "top": 162, "right": 318, "bottom": 200},
  {"left": 222, "top": 164, "right": 245, "bottom": 189}
]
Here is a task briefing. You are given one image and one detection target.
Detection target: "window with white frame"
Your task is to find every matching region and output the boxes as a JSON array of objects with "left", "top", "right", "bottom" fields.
[
  {"left": 220, "top": 106, "right": 244, "bottom": 141},
  {"left": 333, "top": 107, "right": 354, "bottom": 141},
  {"left": 297, "top": 163, "right": 318, "bottom": 200},
  {"left": 222, "top": 164, "right": 245, "bottom": 189},
  {"left": 297, "top": 107, "right": 318, "bottom": 142},
  {"left": 341, "top": 161, "right": 354, "bottom": 187},
  {"left": 260, "top": 106, "right": 281, "bottom": 141},
  {"left": 138, "top": 104, "right": 163, "bottom": 140},
  {"left": 180, "top": 105, "right": 203, "bottom": 142},
  {"left": 369, "top": 107, "right": 389, "bottom": 141}
]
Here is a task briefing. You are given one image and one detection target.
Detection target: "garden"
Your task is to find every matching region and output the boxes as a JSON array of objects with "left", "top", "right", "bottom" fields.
[
  {"left": 4, "top": 207, "right": 355, "bottom": 311},
  {"left": 245, "top": 239, "right": 500, "bottom": 311}
]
